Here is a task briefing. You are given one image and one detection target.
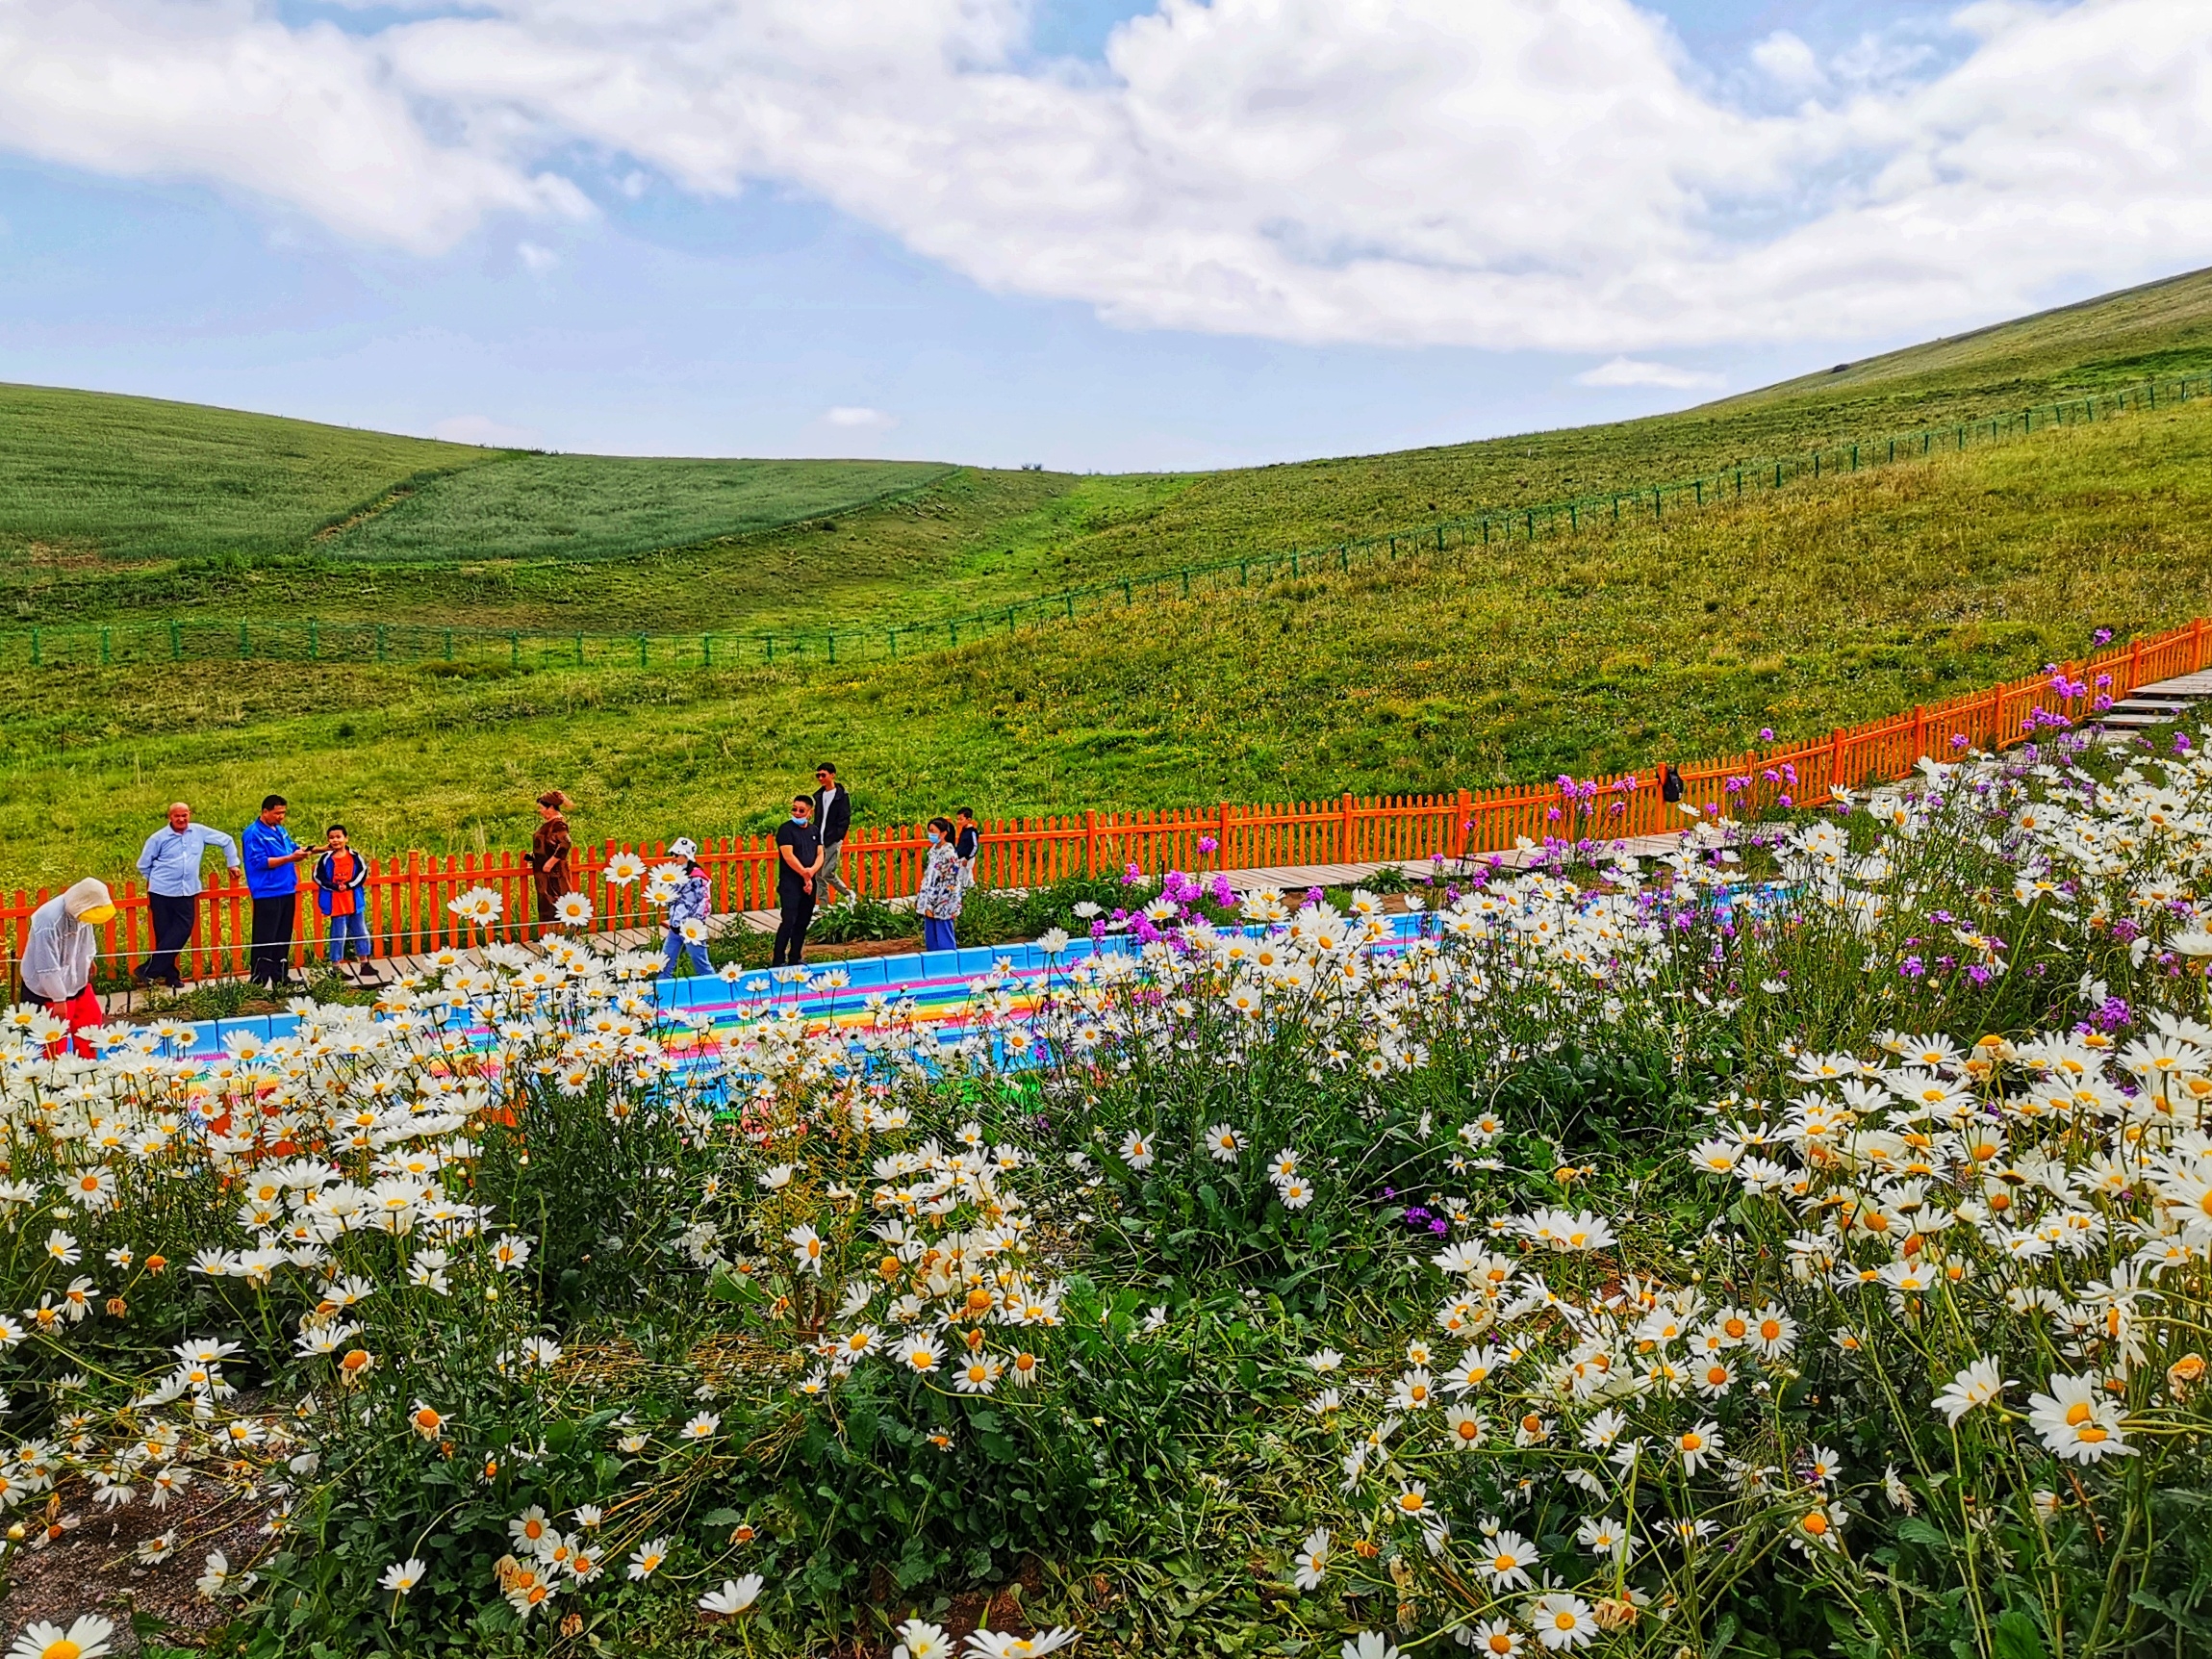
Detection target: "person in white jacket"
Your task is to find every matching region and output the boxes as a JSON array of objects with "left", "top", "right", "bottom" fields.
[{"left": 22, "top": 878, "right": 115, "bottom": 1058}]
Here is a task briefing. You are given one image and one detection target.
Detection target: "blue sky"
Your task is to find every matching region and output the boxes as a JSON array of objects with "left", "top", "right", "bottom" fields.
[{"left": 0, "top": 0, "right": 2199, "bottom": 471}]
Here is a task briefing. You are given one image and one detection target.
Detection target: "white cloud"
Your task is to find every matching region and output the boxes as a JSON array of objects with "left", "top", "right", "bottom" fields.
[
  {"left": 433, "top": 414, "right": 542, "bottom": 447},
  {"left": 0, "top": 0, "right": 590, "bottom": 253},
  {"left": 1750, "top": 31, "right": 1824, "bottom": 92},
  {"left": 3, "top": 0, "right": 2211, "bottom": 352},
  {"left": 516, "top": 240, "right": 558, "bottom": 272},
  {"left": 1575, "top": 357, "right": 1725, "bottom": 390},
  {"left": 824, "top": 406, "right": 897, "bottom": 430}
]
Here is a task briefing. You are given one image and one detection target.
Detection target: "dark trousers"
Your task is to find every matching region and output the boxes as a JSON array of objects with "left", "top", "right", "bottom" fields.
[
  {"left": 248, "top": 894, "right": 296, "bottom": 985},
  {"left": 138, "top": 892, "right": 198, "bottom": 986},
  {"left": 773, "top": 891, "right": 814, "bottom": 966}
]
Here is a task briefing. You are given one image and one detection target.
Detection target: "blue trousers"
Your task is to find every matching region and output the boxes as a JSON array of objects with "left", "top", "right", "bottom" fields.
[
  {"left": 923, "top": 917, "right": 956, "bottom": 953},
  {"left": 662, "top": 930, "right": 713, "bottom": 977},
  {"left": 326, "top": 909, "right": 370, "bottom": 961}
]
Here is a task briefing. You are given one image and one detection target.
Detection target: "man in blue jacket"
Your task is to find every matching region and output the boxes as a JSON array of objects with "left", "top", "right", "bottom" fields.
[{"left": 241, "top": 795, "right": 317, "bottom": 989}]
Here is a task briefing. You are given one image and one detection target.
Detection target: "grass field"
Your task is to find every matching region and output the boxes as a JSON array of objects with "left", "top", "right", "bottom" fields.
[
  {"left": 8, "top": 267, "right": 2212, "bottom": 891},
  {"left": 0, "top": 381, "right": 485, "bottom": 570},
  {"left": 7, "top": 390, "right": 2211, "bottom": 891},
  {"left": 316, "top": 452, "right": 954, "bottom": 564}
]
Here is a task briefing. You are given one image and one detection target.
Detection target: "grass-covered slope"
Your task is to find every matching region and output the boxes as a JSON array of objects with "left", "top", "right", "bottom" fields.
[
  {"left": 316, "top": 453, "right": 955, "bottom": 564},
  {"left": 0, "top": 382, "right": 489, "bottom": 567},
  {"left": 0, "top": 380, "right": 953, "bottom": 578},
  {"left": 15, "top": 266, "right": 2212, "bottom": 639},
  {"left": 7, "top": 392, "right": 2211, "bottom": 890}
]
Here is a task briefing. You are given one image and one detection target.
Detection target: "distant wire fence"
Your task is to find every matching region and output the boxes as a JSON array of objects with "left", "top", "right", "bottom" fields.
[
  {"left": 5, "top": 615, "right": 2207, "bottom": 999},
  {"left": 2, "top": 373, "right": 2206, "bottom": 676}
]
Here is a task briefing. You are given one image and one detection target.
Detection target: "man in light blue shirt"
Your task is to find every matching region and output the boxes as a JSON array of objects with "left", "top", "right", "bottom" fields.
[{"left": 134, "top": 802, "right": 241, "bottom": 987}]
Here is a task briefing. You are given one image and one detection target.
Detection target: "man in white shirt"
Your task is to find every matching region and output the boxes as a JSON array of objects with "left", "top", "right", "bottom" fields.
[{"left": 133, "top": 801, "right": 242, "bottom": 988}]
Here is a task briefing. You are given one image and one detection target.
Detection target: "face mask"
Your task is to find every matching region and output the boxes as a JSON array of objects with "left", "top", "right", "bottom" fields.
[
  {"left": 792, "top": 814, "right": 808, "bottom": 826},
  {"left": 928, "top": 830, "right": 942, "bottom": 844}
]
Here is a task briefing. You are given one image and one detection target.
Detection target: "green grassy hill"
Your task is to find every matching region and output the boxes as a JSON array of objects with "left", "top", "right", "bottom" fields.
[
  {"left": 0, "top": 381, "right": 953, "bottom": 584},
  {"left": 0, "top": 382, "right": 488, "bottom": 569},
  {"left": 315, "top": 453, "right": 955, "bottom": 564},
  {"left": 7, "top": 266, "right": 2212, "bottom": 889}
]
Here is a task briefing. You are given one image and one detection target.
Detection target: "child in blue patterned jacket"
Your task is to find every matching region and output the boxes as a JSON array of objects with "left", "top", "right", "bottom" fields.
[{"left": 659, "top": 838, "right": 715, "bottom": 978}]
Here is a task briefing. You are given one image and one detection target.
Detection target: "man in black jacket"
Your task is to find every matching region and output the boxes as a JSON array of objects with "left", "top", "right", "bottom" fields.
[{"left": 810, "top": 764, "right": 855, "bottom": 906}]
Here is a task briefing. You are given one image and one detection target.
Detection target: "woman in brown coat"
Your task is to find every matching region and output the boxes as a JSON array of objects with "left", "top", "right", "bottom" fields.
[{"left": 527, "top": 790, "right": 573, "bottom": 933}]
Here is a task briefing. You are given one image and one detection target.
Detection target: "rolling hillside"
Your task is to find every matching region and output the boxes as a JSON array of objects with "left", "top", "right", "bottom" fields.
[{"left": 6, "top": 266, "right": 2212, "bottom": 888}]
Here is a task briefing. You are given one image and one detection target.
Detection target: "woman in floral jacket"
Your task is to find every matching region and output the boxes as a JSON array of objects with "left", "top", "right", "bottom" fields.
[
  {"left": 916, "top": 816, "right": 964, "bottom": 954},
  {"left": 660, "top": 836, "right": 714, "bottom": 977}
]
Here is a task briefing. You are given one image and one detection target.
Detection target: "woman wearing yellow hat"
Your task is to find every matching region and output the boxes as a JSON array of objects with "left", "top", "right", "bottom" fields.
[{"left": 23, "top": 878, "right": 115, "bottom": 1058}]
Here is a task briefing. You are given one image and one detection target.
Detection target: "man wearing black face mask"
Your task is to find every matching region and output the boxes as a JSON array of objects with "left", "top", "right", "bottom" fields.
[{"left": 772, "top": 794, "right": 823, "bottom": 966}]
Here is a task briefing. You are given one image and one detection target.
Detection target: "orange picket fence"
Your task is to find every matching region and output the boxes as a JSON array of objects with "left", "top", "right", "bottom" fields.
[{"left": 5, "top": 618, "right": 2204, "bottom": 992}]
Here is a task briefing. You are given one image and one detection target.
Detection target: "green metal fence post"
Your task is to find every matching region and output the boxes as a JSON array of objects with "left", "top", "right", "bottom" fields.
[
  {"left": 444, "top": 629, "right": 453, "bottom": 661},
  {"left": 574, "top": 633, "right": 583, "bottom": 666},
  {"left": 29, "top": 628, "right": 38, "bottom": 667},
  {"left": 1693, "top": 478, "right": 1703, "bottom": 505},
  {"left": 706, "top": 634, "right": 716, "bottom": 667},
  {"left": 639, "top": 634, "right": 648, "bottom": 669},
  {"left": 309, "top": 618, "right": 319, "bottom": 659},
  {"left": 376, "top": 625, "right": 387, "bottom": 663},
  {"left": 827, "top": 634, "right": 836, "bottom": 666},
  {"left": 240, "top": 623, "right": 250, "bottom": 658}
]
